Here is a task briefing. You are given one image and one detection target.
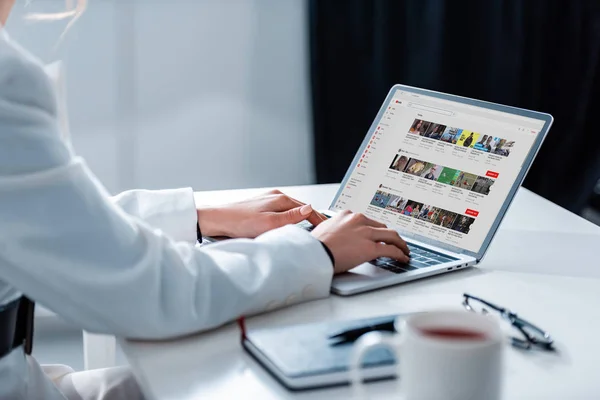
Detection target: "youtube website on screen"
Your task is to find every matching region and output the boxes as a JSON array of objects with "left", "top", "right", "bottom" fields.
[{"left": 333, "top": 90, "right": 546, "bottom": 253}]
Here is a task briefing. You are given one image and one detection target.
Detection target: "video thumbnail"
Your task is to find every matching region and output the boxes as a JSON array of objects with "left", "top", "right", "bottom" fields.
[
  {"left": 408, "top": 119, "right": 431, "bottom": 135},
  {"left": 406, "top": 118, "right": 515, "bottom": 157},
  {"left": 473, "top": 135, "right": 495, "bottom": 152},
  {"left": 453, "top": 172, "right": 478, "bottom": 191},
  {"left": 420, "top": 163, "right": 442, "bottom": 181},
  {"left": 386, "top": 195, "right": 408, "bottom": 214},
  {"left": 424, "top": 123, "right": 447, "bottom": 140},
  {"left": 471, "top": 176, "right": 495, "bottom": 195},
  {"left": 440, "top": 127, "right": 462, "bottom": 144},
  {"left": 390, "top": 149, "right": 498, "bottom": 196},
  {"left": 457, "top": 131, "right": 480, "bottom": 148},
  {"left": 368, "top": 191, "right": 478, "bottom": 235},
  {"left": 437, "top": 167, "right": 460, "bottom": 185},
  {"left": 389, "top": 154, "right": 410, "bottom": 172},
  {"left": 491, "top": 138, "right": 514, "bottom": 157},
  {"left": 450, "top": 215, "right": 476, "bottom": 234},
  {"left": 404, "top": 158, "right": 428, "bottom": 176},
  {"left": 402, "top": 200, "right": 425, "bottom": 218},
  {"left": 370, "top": 190, "right": 393, "bottom": 208},
  {"left": 434, "top": 209, "right": 459, "bottom": 228},
  {"left": 417, "top": 204, "right": 436, "bottom": 222}
]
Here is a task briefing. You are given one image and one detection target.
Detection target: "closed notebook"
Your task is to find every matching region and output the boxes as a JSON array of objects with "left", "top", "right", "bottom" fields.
[{"left": 243, "top": 315, "right": 400, "bottom": 390}]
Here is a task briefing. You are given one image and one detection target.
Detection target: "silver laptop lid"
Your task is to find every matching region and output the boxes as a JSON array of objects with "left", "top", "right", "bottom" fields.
[{"left": 329, "top": 84, "right": 553, "bottom": 261}]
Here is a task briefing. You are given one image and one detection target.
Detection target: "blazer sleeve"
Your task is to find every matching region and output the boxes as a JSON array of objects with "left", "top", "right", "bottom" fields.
[
  {"left": 111, "top": 188, "right": 199, "bottom": 244},
  {"left": 0, "top": 35, "right": 333, "bottom": 340}
]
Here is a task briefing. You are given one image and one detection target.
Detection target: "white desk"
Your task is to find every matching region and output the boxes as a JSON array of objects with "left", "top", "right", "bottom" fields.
[{"left": 121, "top": 185, "right": 600, "bottom": 400}]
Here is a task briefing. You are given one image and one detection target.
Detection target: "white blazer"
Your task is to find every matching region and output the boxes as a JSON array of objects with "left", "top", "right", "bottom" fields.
[{"left": 0, "top": 30, "right": 332, "bottom": 399}]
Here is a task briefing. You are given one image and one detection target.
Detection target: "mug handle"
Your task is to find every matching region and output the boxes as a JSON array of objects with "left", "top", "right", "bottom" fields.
[{"left": 349, "top": 331, "right": 401, "bottom": 399}]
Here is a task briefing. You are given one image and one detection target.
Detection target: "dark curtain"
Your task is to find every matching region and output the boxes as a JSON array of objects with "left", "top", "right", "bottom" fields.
[{"left": 309, "top": 0, "right": 600, "bottom": 213}]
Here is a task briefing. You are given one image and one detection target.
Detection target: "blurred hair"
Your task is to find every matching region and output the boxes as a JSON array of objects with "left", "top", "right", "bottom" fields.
[{"left": 25, "top": 0, "right": 86, "bottom": 41}]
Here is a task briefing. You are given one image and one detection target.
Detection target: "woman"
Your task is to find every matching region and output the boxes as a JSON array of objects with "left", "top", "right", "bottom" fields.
[
  {"left": 409, "top": 119, "right": 422, "bottom": 133},
  {"left": 0, "top": 2, "right": 410, "bottom": 399}
]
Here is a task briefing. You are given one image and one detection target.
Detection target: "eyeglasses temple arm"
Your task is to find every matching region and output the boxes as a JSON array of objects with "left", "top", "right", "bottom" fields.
[{"left": 463, "top": 293, "right": 507, "bottom": 313}]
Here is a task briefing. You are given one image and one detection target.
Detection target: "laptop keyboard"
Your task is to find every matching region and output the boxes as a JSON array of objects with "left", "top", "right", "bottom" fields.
[
  {"left": 375, "top": 244, "right": 457, "bottom": 273},
  {"left": 297, "top": 221, "right": 458, "bottom": 274}
]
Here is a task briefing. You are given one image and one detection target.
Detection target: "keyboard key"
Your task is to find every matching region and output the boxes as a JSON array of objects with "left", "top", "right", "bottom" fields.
[
  {"left": 408, "top": 260, "right": 430, "bottom": 268},
  {"left": 380, "top": 264, "right": 408, "bottom": 274},
  {"left": 371, "top": 258, "right": 408, "bottom": 268},
  {"left": 370, "top": 259, "right": 389, "bottom": 267},
  {"left": 371, "top": 245, "right": 456, "bottom": 273},
  {"left": 386, "top": 259, "right": 418, "bottom": 271},
  {"left": 385, "top": 259, "right": 406, "bottom": 268}
]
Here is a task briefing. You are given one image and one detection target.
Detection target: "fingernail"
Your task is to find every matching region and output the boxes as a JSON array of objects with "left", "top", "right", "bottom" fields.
[{"left": 300, "top": 204, "right": 313, "bottom": 216}]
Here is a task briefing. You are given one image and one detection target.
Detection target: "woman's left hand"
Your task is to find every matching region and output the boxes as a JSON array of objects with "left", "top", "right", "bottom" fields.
[{"left": 196, "top": 189, "right": 327, "bottom": 238}]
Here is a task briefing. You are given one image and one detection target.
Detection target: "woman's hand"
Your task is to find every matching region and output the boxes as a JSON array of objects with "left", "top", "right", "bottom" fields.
[
  {"left": 311, "top": 210, "right": 410, "bottom": 274},
  {"left": 197, "top": 189, "right": 327, "bottom": 238}
]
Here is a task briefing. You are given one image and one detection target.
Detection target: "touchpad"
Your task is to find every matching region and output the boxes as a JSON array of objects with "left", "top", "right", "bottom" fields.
[{"left": 334, "top": 262, "right": 396, "bottom": 284}]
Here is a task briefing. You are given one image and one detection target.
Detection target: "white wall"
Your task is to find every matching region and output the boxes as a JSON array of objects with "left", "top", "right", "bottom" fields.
[{"left": 6, "top": 0, "right": 314, "bottom": 194}]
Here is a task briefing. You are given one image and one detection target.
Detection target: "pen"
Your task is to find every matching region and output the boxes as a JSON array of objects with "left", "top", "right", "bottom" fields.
[{"left": 329, "top": 319, "right": 397, "bottom": 344}]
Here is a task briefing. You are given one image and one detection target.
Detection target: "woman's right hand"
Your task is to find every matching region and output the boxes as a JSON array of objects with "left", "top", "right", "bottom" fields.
[{"left": 311, "top": 210, "right": 411, "bottom": 275}]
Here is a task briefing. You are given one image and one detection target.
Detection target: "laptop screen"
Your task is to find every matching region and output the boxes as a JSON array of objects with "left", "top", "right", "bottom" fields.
[{"left": 331, "top": 88, "right": 548, "bottom": 255}]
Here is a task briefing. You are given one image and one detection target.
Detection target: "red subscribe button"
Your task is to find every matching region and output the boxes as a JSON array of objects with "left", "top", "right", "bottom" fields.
[
  {"left": 486, "top": 170, "right": 499, "bottom": 179},
  {"left": 465, "top": 209, "right": 480, "bottom": 217}
]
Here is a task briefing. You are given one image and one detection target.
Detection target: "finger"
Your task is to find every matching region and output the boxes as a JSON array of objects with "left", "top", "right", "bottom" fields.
[
  {"left": 265, "top": 189, "right": 283, "bottom": 195},
  {"left": 272, "top": 195, "right": 328, "bottom": 222},
  {"left": 307, "top": 210, "right": 327, "bottom": 226},
  {"left": 351, "top": 213, "right": 387, "bottom": 228},
  {"left": 269, "top": 194, "right": 305, "bottom": 212},
  {"left": 372, "top": 242, "right": 411, "bottom": 263},
  {"left": 369, "top": 228, "right": 411, "bottom": 256},
  {"left": 271, "top": 204, "right": 314, "bottom": 227}
]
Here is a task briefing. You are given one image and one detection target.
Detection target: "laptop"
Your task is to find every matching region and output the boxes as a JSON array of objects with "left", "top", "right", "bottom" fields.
[{"left": 299, "top": 84, "right": 553, "bottom": 296}]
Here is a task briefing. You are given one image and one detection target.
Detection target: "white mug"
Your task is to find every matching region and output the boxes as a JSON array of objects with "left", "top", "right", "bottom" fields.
[{"left": 349, "top": 311, "right": 504, "bottom": 400}]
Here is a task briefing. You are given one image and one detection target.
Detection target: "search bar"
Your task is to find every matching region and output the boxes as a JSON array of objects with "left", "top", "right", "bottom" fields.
[{"left": 408, "top": 102, "right": 454, "bottom": 116}]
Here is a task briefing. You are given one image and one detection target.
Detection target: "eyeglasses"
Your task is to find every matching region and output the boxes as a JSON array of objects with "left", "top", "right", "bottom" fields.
[{"left": 462, "top": 293, "right": 555, "bottom": 351}]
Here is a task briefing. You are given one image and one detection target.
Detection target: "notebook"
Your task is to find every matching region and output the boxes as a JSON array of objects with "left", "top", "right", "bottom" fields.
[{"left": 243, "top": 315, "right": 401, "bottom": 390}]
